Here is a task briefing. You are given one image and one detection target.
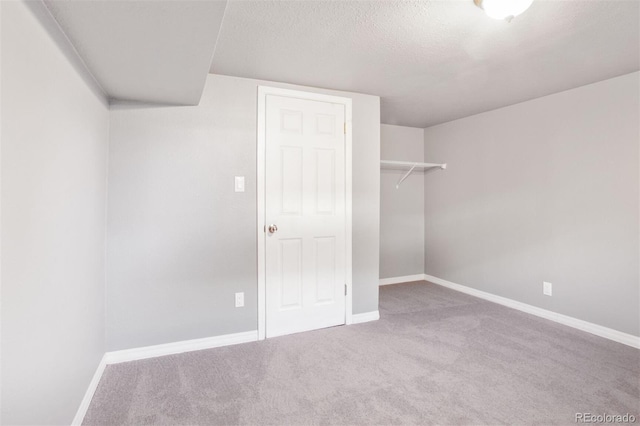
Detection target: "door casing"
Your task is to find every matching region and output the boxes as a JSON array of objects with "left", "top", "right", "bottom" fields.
[{"left": 257, "top": 86, "right": 353, "bottom": 340}]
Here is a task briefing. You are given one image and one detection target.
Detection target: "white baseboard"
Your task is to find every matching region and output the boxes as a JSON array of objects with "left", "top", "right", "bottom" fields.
[
  {"left": 76, "top": 277, "right": 638, "bottom": 424},
  {"left": 73, "top": 330, "right": 258, "bottom": 424},
  {"left": 379, "top": 274, "right": 426, "bottom": 286},
  {"left": 73, "top": 312, "right": 394, "bottom": 425},
  {"left": 72, "top": 312, "right": 387, "bottom": 423},
  {"left": 72, "top": 354, "right": 107, "bottom": 426},
  {"left": 104, "top": 330, "right": 259, "bottom": 364},
  {"left": 352, "top": 310, "right": 380, "bottom": 324},
  {"left": 423, "top": 274, "right": 640, "bottom": 349}
]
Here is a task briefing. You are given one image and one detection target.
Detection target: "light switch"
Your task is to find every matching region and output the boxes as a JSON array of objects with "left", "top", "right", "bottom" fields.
[{"left": 234, "top": 176, "right": 245, "bottom": 192}]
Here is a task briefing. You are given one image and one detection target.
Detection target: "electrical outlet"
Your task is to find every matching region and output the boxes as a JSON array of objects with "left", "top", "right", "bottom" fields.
[
  {"left": 235, "top": 292, "right": 244, "bottom": 307},
  {"left": 543, "top": 282, "right": 552, "bottom": 296}
]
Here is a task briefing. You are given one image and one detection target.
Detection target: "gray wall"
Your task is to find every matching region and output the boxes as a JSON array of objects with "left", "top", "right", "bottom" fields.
[
  {"left": 424, "top": 72, "right": 640, "bottom": 336},
  {"left": 380, "top": 124, "right": 425, "bottom": 279},
  {"left": 1, "top": 2, "right": 109, "bottom": 424},
  {"left": 107, "top": 74, "right": 380, "bottom": 351}
]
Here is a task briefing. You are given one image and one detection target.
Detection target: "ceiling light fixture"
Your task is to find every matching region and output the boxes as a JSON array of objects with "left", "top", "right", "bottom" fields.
[{"left": 474, "top": 0, "right": 534, "bottom": 22}]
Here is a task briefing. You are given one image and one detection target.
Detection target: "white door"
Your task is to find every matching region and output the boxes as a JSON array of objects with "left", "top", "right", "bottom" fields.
[{"left": 265, "top": 94, "right": 346, "bottom": 338}]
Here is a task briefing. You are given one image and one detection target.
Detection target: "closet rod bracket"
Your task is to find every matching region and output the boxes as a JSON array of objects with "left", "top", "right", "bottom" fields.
[{"left": 396, "top": 165, "right": 417, "bottom": 188}]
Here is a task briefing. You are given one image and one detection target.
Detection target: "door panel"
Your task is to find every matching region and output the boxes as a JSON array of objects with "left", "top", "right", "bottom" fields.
[
  {"left": 315, "top": 149, "right": 336, "bottom": 214},
  {"left": 279, "top": 238, "right": 302, "bottom": 309},
  {"left": 265, "top": 95, "right": 346, "bottom": 338},
  {"left": 280, "top": 147, "right": 303, "bottom": 215},
  {"left": 314, "top": 236, "right": 336, "bottom": 304}
]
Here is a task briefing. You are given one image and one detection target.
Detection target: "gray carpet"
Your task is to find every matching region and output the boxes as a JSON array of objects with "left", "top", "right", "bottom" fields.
[{"left": 84, "top": 281, "right": 640, "bottom": 425}]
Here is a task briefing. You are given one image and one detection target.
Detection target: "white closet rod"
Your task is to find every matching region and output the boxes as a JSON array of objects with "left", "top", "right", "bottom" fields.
[{"left": 380, "top": 160, "right": 447, "bottom": 188}]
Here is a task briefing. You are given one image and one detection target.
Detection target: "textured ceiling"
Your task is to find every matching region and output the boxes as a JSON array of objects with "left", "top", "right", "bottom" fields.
[
  {"left": 211, "top": 0, "right": 640, "bottom": 127},
  {"left": 44, "top": 0, "right": 227, "bottom": 105}
]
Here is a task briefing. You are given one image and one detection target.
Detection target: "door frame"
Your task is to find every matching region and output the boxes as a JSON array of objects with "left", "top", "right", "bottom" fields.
[{"left": 256, "top": 86, "right": 353, "bottom": 340}]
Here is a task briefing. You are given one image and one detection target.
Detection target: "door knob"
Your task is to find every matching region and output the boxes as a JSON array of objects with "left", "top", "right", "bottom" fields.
[{"left": 268, "top": 224, "right": 278, "bottom": 234}]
